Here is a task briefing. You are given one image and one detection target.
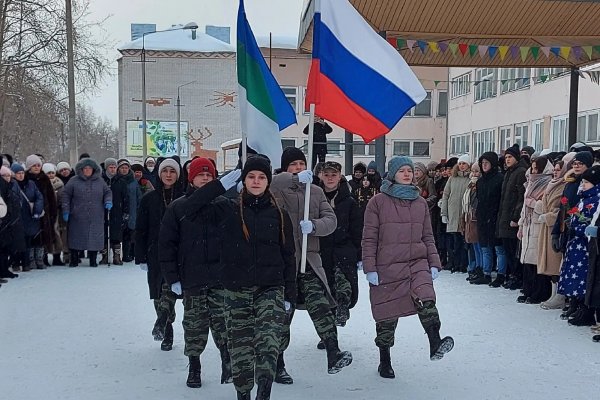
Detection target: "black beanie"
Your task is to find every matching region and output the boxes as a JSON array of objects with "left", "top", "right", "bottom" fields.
[
  {"left": 444, "top": 157, "right": 458, "bottom": 169},
  {"left": 574, "top": 150, "right": 593, "bottom": 168},
  {"left": 242, "top": 155, "right": 272, "bottom": 184},
  {"left": 581, "top": 165, "right": 600, "bottom": 186},
  {"left": 505, "top": 144, "right": 521, "bottom": 160},
  {"left": 280, "top": 147, "right": 307, "bottom": 171}
]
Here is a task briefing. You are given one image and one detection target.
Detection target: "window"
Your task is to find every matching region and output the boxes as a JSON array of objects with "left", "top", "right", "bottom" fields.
[
  {"left": 437, "top": 91, "right": 448, "bottom": 117},
  {"left": 500, "top": 68, "right": 531, "bottom": 93},
  {"left": 499, "top": 126, "right": 512, "bottom": 150},
  {"left": 451, "top": 73, "right": 471, "bottom": 98},
  {"left": 449, "top": 133, "right": 470, "bottom": 156},
  {"left": 281, "top": 86, "right": 298, "bottom": 113},
  {"left": 578, "top": 115, "right": 587, "bottom": 142},
  {"left": 327, "top": 140, "right": 342, "bottom": 156},
  {"left": 411, "top": 91, "right": 432, "bottom": 116},
  {"left": 392, "top": 140, "right": 430, "bottom": 157},
  {"left": 535, "top": 68, "right": 569, "bottom": 83},
  {"left": 514, "top": 123, "right": 529, "bottom": 148},
  {"left": 474, "top": 68, "right": 497, "bottom": 101},
  {"left": 576, "top": 111, "right": 600, "bottom": 143},
  {"left": 472, "top": 129, "right": 495, "bottom": 159},
  {"left": 353, "top": 140, "right": 376, "bottom": 156},
  {"left": 532, "top": 120, "right": 544, "bottom": 150},
  {"left": 551, "top": 116, "right": 569, "bottom": 151},
  {"left": 281, "top": 139, "right": 295, "bottom": 149}
]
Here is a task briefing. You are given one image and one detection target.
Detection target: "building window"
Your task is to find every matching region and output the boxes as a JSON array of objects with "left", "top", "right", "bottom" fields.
[
  {"left": 451, "top": 73, "right": 471, "bottom": 98},
  {"left": 472, "top": 129, "right": 495, "bottom": 159},
  {"left": 499, "top": 126, "right": 512, "bottom": 151},
  {"left": 353, "top": 140, "right": 376, "bottom": 156},
  {"left": 437, "top": 91, "right": 448, "bottom": 117},
  {"left": 532, "top": 120, "right": 544, "bottom": 150},
  {"left": 500, "top": 68, "right": 531, "bottom": 93},
  {"left": 551, "top": 116, "right": 569, "bottom": 151},
  {"left": 392, "top": 140, "right": 430, "bottom": 157},
  {"left": 282, "top": 86, "right": 298, "bottom": 114},
  {"left": 302, "top": 139, "right": 342, "bottom": 156},
  {"left": 514, "top": 123, "right": 529, "bottom": 148},
  {"left": 449, "top": 133, "right": 470, "bottom": 156},
  {"left": 281, "top": 139, "right": 295, "bottom": 149},
  {"left": 535, "top": 68, "right": 569, "bottom": 83},
  {"left": 411, "top": 91, "right": 432, "bottom": 117},
  {"left": 576, "top": 111, "right": 600, "bottom": 143},
  {"left": 474, "top": 68, "right": 497, "bottom": 102}
]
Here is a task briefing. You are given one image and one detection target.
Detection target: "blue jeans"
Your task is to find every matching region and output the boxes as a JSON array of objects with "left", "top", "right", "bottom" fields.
[
  {"left": 481, "top": 245, "right": 507, "bottom": 275},
  {"left": 467, "top": 242, "right": 482, "bottom": 272}
]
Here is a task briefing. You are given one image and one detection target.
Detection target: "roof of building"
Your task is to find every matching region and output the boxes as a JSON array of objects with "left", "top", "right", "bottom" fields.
[{"left": 118, "top": 26, "right": 236, "bottom": 53}]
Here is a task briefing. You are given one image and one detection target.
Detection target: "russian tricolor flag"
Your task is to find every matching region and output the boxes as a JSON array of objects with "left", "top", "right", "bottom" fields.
[{"left": 305, "top": 0, "right": 427, "bottom": 143}]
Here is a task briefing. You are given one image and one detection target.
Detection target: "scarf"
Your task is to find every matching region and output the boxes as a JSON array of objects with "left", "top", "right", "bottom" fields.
[
  {"left": 380, "top": 180, "right": 420, "bottom": 200},
  {"left": 522, "top": 163, "right": 553, "bottom": 224}
]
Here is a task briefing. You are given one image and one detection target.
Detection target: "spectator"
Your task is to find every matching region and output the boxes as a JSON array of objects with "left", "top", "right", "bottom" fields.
[
  {"left": 43, "top": 163, "right": 65, "bottom": 266},
  {"left": 116, "top": 159, "right": 142, "bottom": 263},
  {"left": 132, "top": 163, "right": 154, "bottom": 194},
  {"left": 349, "top": 162, "right": 367, "bottom": 193},
  {"left": 303, "top": 116, "right": 333, "bottom": 168}
]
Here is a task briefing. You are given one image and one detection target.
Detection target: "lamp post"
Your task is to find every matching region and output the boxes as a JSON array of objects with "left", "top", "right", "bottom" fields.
[
  {"left": 141, "top": 22, "right": 198, "bottom": 159},
  {"left": 176, "top": 80, "right": 197, "bottom": 158}
]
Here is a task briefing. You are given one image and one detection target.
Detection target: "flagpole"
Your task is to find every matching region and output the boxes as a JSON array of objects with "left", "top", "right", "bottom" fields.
[
  {"left": 300, "top": 103, "right": 316, "bottom": 274},
  {"left": 241, "top": 133, "right": 248, "bottom": 166}
]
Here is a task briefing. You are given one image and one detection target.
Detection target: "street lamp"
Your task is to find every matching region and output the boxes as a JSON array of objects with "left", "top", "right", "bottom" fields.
[
  {"left": 141, "top": 22, "right": 198, "bottom": 159},
  {"left": 176, "top": 80, "right": 197, "bottom": 158}
]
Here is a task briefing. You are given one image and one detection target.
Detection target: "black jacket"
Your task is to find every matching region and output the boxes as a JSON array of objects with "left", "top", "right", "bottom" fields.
[
  {"left": 182, "top": 180, "right": 297, "bottom": 305},
  {"left": 135, "top": 182, "right": 183, "bottom": 299},
  {"left": 497, "top": 158, "right": 528, "bottom": 239},
  {"left": 303, "top": 121, "right": 332, "bottom": 143},
  {"left": 103, "top": 172, "right": 129, "bottom": 242},
  {"left": 586, "top": 218, "right": 600, "bottom": 308},
  {"left": 476, "top": 162, "right": 504, "bottom": 247},
  {"left": 319, "top": 182, "right": 362, "bottom": 308}
]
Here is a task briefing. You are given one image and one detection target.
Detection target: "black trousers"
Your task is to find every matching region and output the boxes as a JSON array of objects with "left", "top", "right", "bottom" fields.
[
  {"left": 522, "top": 263, "right": 552, "bottom": 301},
  {"left": 502, "top": 238, "right": 522, "bottom": 279},
  {"left": 311, "top": 144, "right": 327, "bottom": 169}
]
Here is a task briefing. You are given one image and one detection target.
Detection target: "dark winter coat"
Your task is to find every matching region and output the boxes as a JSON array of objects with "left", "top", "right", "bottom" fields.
[
  {"left": 367, "top": 171, "right": 383, "bottom": 190},
  {"left": 0, "top": 179, "right": 25, "bottom": 252},
  {"left": 103, "top": 172, "right": 129, "bottom": 242},
  {"left": 57, "top": 170, "right": 75, "bottom": 186},
  {"left": 11, "top": 179, "right": 44, "bottom": 237},
  {"left": 135, "top": 182, "right": 183, "bottom": 299},
  {"left": 476, "top": 155, "right": 504, "bottom": 247},
  {"left": 586, "top": 212, "right": 600, "bottom": 308},
  {"left": 303, "top": 120, "right": 332, "bottom": 143},
  {"left": 552, "top": 172, "right": 583, "bottom": 237},
  {"left": 320, "top": 182, "right": 362, "bottom": 309},
  {"left": 497, "top": 158, "right": 528, "bottom": 239},
  {"left": 27, "top": 171, "right": 57, "bottom": 249},
  {"left": 122, "top": 171, "right": 142, "bottom": 230},
  {"left": 362, "top": 193, "right": 439, "bottom": 322},
  {"left": 62, "top": 159, "right": 112, "bottom": 251}
]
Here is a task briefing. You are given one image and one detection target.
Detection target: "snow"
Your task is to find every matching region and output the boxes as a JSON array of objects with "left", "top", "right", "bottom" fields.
[
  {"left": 256, "top": 35, "right": 298, "bottom": 50},
  {"left": 221, "top": 138, "right": 242, "bottom": 149},
  {"left": 1, "top": 265, "right": 599, "bottom": 400},
  {"left": 118, "top": 27, "right": 235, "bottom": 53}
]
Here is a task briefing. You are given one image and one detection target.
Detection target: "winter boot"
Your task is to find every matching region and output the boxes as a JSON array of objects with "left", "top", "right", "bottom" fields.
[
  {"left": 426, "top": 325, "right": 454, "bottom": 361},
  {"left": 63, "top": 252, "right": 70, "bottom": 266},
  {"left": 467, "top": 268, "right": 482, "bottom": 282},
  {"left": 324, "top": 338, "right": 353, "bottom": 374},
  {"left": 161, "top": 322, "right": 173, "bottom": 351},
  {"left": 34, "top": 248, "right": 45, "bottom": 269},
  {"left": 218, "top": 345, "right": 233, "bottom": 384},
  {"left": 88, "top": 251, "right": 98, "bottom": 267},
  {"left": 256, "top": 377, "right": 273, "bottom": 400},
  {"left": 593, "top": 335, "right": 600, "bottom": 342},
  {"left": 112, "top": 245, "right": 123, "bottom": 266},
  {"left": 274, "top": 353, "right": 293, "bottom": 384},
  {"left": 540, "top": 283, "right": 565, "bottom": 310},
  {"left": 68, "top": 249, "right": 79, "bottom": 267},
  {"left": 489, "top": 274, "right": 505, "bottom": 288},
  {"left": 377, "top": 347, "right": 395, "bottom": 379},
  {"left": 99, "top": 249, "right": 109, "bottom": 265},
  {"left": 316, "top": 340, "right": 325, "bottom": 350},
  {"left": 43, "top": 253, "right": 50, "bottom": 266},
  {"left": 236, "top": 391, "right": 251, "bottom": 400},
  {"left": 471, "top": 274, "right": 491, "bottom": 285},
  {"left": 568, "top": 305, "right": 596, "bottom": 326},
  {"left": 151, "top": 322, "right": 164, "bottom": 341},
  {"left": 560, "top": 298, "right": 579, "bottom": 320},
  {"left": 186, "top": 356, "right": 202, "bottom": 388},
  {"left": 335, "top": 304, "right": 350, "bottom": 327},
  {"left": 516, "top": 295, "right": 528, "bottom": 303},
  {"left": 22, "top": 249, "right": 35, "bottom": 271},
  {"left": 52, "top": 253, "right": 64, "bottom": 266}
]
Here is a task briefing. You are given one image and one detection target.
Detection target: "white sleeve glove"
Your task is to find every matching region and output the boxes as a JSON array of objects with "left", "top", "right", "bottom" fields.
[
  {"left": 300, "top": 220, "right": 314, "bottom": 235},
  {"left": 431, "top": 267, "right": 439, "bottom": 280},
  {"left": 219, "top": 169, "right": 242, "bottom": 191},
  {"left": 284, "top": 301, "right": 291, "bottom": 311},
  {"left": 356, "top": 261, "right": 363, "bottom": 271},
  {"left": 138, "top": 264, "right": 148, "bottom": 271},
  {"left": 236, "top": 181, "right": 243, "bottom": 193},
  {"left": 441, "top": 215, "right": 449, "bottom": 224},
  {"left": 366, "top": 271, "right": 379, "bottom": 286},
  {"left": 298, "top": 170, "right": 313, "bottom": 184},
  {"left": 171, "top": 281, "right": 182, "bottom": 295},
  {"left": 538, "top": 214, "right": 546, "bottom": 223},
  {"left": 437, "top": 200, "right": 443, "bottom": 208}
]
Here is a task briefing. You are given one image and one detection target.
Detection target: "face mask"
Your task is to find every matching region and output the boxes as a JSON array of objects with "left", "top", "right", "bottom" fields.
[{"left": 147, "top": 166, "right": 154, "bottom": 172}]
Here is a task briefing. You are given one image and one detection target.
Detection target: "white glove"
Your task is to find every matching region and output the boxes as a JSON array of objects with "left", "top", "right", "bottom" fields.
[
  {"left": 441, "top": 215, "right": 449, "bottom": 224},
  {"left": 284, "top": 301, "right": 291, "bottom": 311},
  {"left": 366, "top": 272, "right": 379, "bottom": 286},
  {"left": 431, "top": 267, "right": 439, "bottom": 280},
  {"left": 300, "top": 220, "right": 314, "bottom": 235},
  {"left": 437, "top": 200, "right": 443, "bottom": 208},
  {"left": 298, "top": 170, "right": 313, "bottom": 184},
  {"left": 236, "top": 181, "right": 243, "bottom": 193},
  {"left": 171, "top": 281, "right": 182, "bottom": 295},
  {"left": 538, "top": 214, "right": 545, "bottom": 223},
  {"left": 138, "top": 264, "right": 148, "bottom": 271},
  {"left": 219, "top": 169, "right": 241, "bottom": 191},
  {"left": 356, "top": 261, "right": 363, "bottom": 271}
]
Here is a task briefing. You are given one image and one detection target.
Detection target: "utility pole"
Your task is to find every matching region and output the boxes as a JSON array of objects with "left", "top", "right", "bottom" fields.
[{"left": 66, "top": 0, "right": 77, "bottom": 164}]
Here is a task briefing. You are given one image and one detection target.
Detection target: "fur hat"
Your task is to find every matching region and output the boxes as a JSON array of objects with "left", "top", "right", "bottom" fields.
[
  {"left": 42, "top": 163, "right": 56, "bottom": 174},
  {"left": 131, "top": 163, "right": 144, "bottom": 172},
  {"left": 25, "top": 154, "right": 42, "bottom": 170},
  {"left": 188, "top": 157, "right": 216, "bottom": 182},
  {"left": 242, "top": 155, "right": 272, "bottom": 184},
  {"left": 56, "top": 162, "right": 71, "bottom": 172},
  {"left": 280, "top": 147, "right": 307, "bottom": 171},
  {"left": 387, "top": 156, "right": 413, "bottom": 181},
  {"left": 581, "top": 165, "right": 600, "bottom": 186},
  {"left": 504, "top": 144, "right": 521, "bottom": 160},
  {"left": 158, "top": 158, "right": 181, "bottom": 179},
  {"left": 574, "top": 151, "right": 593, "bottom": 168}
]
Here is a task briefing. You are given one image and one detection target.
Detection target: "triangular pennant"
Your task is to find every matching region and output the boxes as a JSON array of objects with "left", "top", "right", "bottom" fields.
[
  {"left": 428, "top": 41, "right": 440, "bottom": 53},
  {"left": 438, "top": 42, "right": 448, "bottom": 53},
  {"left": 520, "top": 46, "right": 530, "bottom": 62},
  {"left": 387, "top": 37, "right": 397, "bottom": 48},
  {"left": 458, "top": 43, "right": 468, "bottom": 56},
  {"left": 417, "top": 40, "right": 427, "bottom": 54},
  {"left": 499, "top": 46, "right": 510, "bottom": 60},
  {"left": 448, "top": 43, "right": 458, "bottom": 56},
  {"left": 531, "top": 47, "right": 539, "bottom": 60},
  {"left": 478, "top": 45, "right": 489, "bottom": 58},
  {"left": 583, "top": 46, "right": 593, "bottom": 60},
  {"left": 406, "top": 40, "right": 416, "bottom": 52},
  {"left": 488, "top": 46, "right": 498, "bottom": 59},
  {"left": 434, "top": 80, "right": 440, "bottom": 87},
  {"left": 510, "top": 46, "right": 519, "bottom": 59},
  {"left": 540, "top": 74, "right": 548, "bottom": 83},
  {"left": 560, "top": 46, "right": 571, "bottom": 59},
  {"left": 588, "top": 71, "right": 600, "bottom": 85},
  {"left": 469, "top": 44, "right": 478, "bottom": 57},
  {"left": 501, "top": 79, "right": 507, "bottom": 85},
  {"left": 541, "top": 47, "right": 550, "bottom": 58},
  {"left": 572, "top": 46, "right": 582, "bottom": 59},
  {"left": 396, "top": 38, "right": 406, "bottom": 49},
  {"left": 550, "top": 47, "right": 560, "bottom": 57},
  {"left": 594, "top": 46, "right": 600, "bottom": 55}
]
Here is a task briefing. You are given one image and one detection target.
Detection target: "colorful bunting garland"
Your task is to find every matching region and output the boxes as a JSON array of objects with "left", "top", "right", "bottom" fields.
[{"left": 418, "top": 70, "right": 600, "bottom": 86}]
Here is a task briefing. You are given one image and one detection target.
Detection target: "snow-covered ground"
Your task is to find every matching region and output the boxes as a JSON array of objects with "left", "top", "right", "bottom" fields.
[{"left": 1, "top": 264, "right": 599, "bottom": 400}]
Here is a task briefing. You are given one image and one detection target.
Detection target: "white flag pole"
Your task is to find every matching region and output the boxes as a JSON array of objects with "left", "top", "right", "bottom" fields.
[
  {"left": 241, "top": 132, "right": 248, "bottom": 166},
  {"left": 300, "top": 103, "right": 316, "bottom": 274}
]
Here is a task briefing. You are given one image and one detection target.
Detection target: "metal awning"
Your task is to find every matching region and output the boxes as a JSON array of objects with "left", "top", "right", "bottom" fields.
[{"left": 298, "top": 0, "right": 600, "bottom": 67}]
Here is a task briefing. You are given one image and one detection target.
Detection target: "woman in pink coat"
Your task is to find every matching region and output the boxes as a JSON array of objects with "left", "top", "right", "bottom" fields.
[{"left": 362, "top": 156, "right": 454, "bottom": 379}]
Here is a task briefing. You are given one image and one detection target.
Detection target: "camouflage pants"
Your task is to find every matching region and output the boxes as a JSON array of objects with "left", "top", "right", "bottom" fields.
[
  {"left": 280, "top": 267, "right": 337, "bottom": 353},
  {"left": 225, "top": 286, "right": 285, "bottom": 393},
  {"left": 375, "top": 300, "right": 441, "bottom": 348},
  {"left": 153, "top": 283, "right": 177, "bottom": 324},
  {"left": 334, "top": 267, "right": 352, "bottom": 306},
  {"left": 182, "top": 287, "right": 228, "bottom": 357}
]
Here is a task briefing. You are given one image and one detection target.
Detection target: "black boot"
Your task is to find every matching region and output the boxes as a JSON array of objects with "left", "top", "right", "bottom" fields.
[
  {"left": 161, "top": 322, "right": 173, "bottom": 351},
  {"left": 489, "top": 274, "right": 505, "bottom": 288},
  {"left": 426, "top": 325, "right": 454, "bottom": 361},
  {"left": 568, "top": 305, "right": 596, "bottom": 326},
  {"left": 43, "top": 253, "right": 50, "bottom": 266},
  {"left": 274, "top": 353, "right": 293, "bottom": 384},
  {"left": 236, "top": 391, "right": 251, "bottom": 400},
  {"left": 316, "top": 340, "right": 325, "bottom": 350},
  {"left": 151, "top": 320, "right": 164, "bottom": 341},
  {"left": 377, "top": 347, "right": 395, "bottom": 379},
  {"left": 335, "top": 303, "right": 350, "bottom": 327},
  {"left": 324, "top": 338, "right": 353, "bottom": 374},
  {"left": 218, "top": 345, "right": 233, "bottom": 384},
  {"left": 560, "top": 298, "right": 579, "bottom": 320},
  {"left": 68, "top": 249, "right": 79, "bottom": 267},
  {"left": 466, "top": 268, "right": 481, "bottom": 282},
  {"left": 593, "top": 334, "right": 600, "bottom": 342},
  {"left": 471, "top": 274, "right": 491, "bottom": 285},
  {"left": 88, "top": 251, "right": 98, "bottom": 267},
  {"left": 186, "top": 356, "right": 201, "bottom": 388},
  {"left": 256, "top": 377, "right": 273, "bottom": 400},
  {"left": 52, "top": 254, "right": 64, "bottom": 266}
]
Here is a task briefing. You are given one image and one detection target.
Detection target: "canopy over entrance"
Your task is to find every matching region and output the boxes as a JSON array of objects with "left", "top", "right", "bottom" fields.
[{"left": 299, "top": 0, "right": 600, "bottom": 68}]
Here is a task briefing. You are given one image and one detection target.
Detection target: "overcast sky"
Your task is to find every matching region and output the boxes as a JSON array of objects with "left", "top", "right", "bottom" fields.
[{"left": 85, "top": 0, "right": 306, "bottom": 124}]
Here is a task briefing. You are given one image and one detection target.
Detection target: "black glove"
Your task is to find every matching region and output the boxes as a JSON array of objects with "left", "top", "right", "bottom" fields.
[
  {"left": 123, "top": 213, "right": 130, "bottom": 222},
  {"left": 551, "top": 234, "right": 561, "bottom": 253}
]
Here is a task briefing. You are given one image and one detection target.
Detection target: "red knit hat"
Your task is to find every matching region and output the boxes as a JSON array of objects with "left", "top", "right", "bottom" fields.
[{"left": 188, "top": 157, "right": 216, "bottom": 182}]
